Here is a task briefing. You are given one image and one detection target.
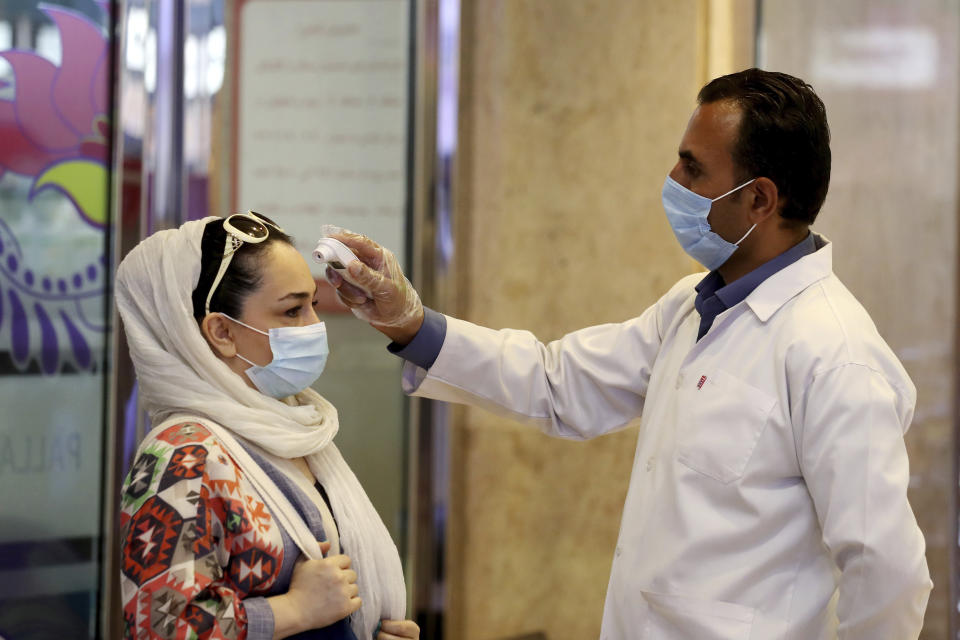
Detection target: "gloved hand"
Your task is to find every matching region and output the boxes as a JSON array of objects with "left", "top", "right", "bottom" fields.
[{"left": 319, "top": 225, "right": 424, "bottom": 340}]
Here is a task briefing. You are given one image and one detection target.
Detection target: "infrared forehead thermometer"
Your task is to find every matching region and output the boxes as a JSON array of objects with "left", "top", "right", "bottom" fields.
[
  {"left": 312, "top": 237, "right": 359, "bottom": 270},
  {"left": 313, "top": 236, "right": 374, "bottom": 298}
]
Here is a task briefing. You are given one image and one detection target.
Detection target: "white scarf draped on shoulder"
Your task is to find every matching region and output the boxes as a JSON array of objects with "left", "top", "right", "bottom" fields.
[{"left": 114, "top": 217, "right": 405, "bottom": 639}]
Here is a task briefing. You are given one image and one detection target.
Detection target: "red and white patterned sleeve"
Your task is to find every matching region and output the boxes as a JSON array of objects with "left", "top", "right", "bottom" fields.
[{"left": 119, "top": 422, "right": 285, "bottom": 640}]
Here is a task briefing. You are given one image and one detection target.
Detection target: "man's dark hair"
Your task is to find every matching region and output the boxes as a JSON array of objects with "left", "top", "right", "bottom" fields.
[
  {"left": 191, "top": 214, "right": 294, "bottom": 321},
  {"left": 698, "top": 68, "right": 830, "bottom": 225}
]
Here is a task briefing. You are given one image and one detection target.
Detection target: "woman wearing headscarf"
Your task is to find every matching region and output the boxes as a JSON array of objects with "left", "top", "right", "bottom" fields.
[{"left": 115, "top": 213, "right": 418, "bottom": 640}]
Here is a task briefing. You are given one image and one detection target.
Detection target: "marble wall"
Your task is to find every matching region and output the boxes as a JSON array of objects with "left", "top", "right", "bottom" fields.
[{"left": 447, "top": 2, "right": 703, "bottom": 638}]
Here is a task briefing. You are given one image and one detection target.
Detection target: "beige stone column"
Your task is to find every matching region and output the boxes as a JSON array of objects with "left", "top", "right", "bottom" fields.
[
  {"left": 698, "top": 0, "right": 756, "bottom": 83},
  {"left": 447, "top": 2, "right": 704, "bottom": 638}
]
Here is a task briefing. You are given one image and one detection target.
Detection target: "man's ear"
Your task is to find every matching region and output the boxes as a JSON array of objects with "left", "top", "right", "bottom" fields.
[
  {"left": 201, "top": 313, "right": 237, "bottom": 358},
  {"left": 749, "top": 176, "right": 781, "bottom": 224}
]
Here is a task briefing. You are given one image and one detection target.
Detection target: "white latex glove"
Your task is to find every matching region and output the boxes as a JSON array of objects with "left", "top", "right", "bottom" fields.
[{"left": 318, "top": 225, "right": 424, "bottom": 339}]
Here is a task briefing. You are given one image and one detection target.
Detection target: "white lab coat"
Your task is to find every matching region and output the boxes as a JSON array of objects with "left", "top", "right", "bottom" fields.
[{"left": 401, "top": 236, "right": 931, "bottom": 639}]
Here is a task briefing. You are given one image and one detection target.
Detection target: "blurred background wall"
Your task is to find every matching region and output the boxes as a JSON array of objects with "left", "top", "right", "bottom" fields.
[{"left": 758, "top": 4, "right": 959, "bottom": 637}]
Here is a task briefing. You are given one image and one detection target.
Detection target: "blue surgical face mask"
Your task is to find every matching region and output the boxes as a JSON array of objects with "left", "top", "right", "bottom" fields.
[
  {"left": 662, "top": 175, "right": 757, "bottom": 271},
  {"left": 222, "top": 314, "right": 329, "bottom": 398}
]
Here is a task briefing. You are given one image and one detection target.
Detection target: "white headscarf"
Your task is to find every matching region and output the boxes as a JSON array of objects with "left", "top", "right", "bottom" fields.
[{"left": 115, "top": 217, "right": 405, "bottom": 639}]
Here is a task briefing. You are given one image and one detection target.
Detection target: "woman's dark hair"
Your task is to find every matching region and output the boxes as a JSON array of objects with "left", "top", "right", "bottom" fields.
[
  {"left": 697, "top": 68, "right": 831, "bottom": 225},
  {"left": 191, "top": 214, "right": 294, "bottom": 322}
]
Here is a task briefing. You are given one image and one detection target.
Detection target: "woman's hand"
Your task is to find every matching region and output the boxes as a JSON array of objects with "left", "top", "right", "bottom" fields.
[
  {"left": 377, "top": 619, "right": 421, "bottom": 639},
  {"left": 269, "top": 541, "right": 362, "bottom": 638}
]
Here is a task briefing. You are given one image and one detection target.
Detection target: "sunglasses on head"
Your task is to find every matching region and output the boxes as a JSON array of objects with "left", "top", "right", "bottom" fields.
[{"left": 204, "top": 211, "right": 285, "bottom": 315}]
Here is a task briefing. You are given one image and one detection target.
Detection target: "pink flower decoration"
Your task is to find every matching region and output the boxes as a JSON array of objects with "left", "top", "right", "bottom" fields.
[{"left": 0, "top": 7, "right": 109, "bottom": 179}]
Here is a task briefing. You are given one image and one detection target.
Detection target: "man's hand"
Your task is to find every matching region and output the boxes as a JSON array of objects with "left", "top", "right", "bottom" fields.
[
  {"left": 321, "top": 227, "right": 424, "bottom": 344},
  {"left": 377, "top": 619, "right": 421, "bottom": 639}
]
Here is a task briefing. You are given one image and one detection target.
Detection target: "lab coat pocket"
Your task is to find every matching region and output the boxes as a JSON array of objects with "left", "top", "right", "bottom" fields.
[
  {"left": 676, "top": 368, "right": 776, "bottom": 484},
  {"left": 641, "top": 590, "right": 755, "bottom": 640}
]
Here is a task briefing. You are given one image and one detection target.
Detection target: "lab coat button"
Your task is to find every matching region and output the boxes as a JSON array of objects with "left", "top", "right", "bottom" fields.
[
  {"left": 615, "top": 546, "right": 622, "bottom": 557},
  {"left": 646, "top": 457, "right": 655, "bottom": 472}
]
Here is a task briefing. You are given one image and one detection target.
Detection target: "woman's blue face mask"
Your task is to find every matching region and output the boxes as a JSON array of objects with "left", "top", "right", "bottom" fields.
[{"left": 222, "top": 314, "right": 329, "bottom": 398}]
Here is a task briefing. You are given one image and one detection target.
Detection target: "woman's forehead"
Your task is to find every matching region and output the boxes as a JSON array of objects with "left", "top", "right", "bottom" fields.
[{"left": 257, "top": 243, "right": 316, "bottom": 294}]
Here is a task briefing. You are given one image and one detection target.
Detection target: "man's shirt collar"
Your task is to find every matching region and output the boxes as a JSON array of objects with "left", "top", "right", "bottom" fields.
[{"left": 694, "top": 232, "right": 818, "bottom": 339}]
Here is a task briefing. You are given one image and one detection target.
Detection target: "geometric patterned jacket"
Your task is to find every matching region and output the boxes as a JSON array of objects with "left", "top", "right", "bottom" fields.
[{"left": 119, "top": 421, "right": 356, "bottom": 640}]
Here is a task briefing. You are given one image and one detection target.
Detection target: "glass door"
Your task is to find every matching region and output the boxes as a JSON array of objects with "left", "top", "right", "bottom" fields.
[{"left": 0, "top": 1, "right": 113, "bottom": 637}]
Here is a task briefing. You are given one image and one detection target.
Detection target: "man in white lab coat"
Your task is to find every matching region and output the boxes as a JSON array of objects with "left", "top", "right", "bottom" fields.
[{"left": 324, "top": 69, "right": 932, "bottom": 639}]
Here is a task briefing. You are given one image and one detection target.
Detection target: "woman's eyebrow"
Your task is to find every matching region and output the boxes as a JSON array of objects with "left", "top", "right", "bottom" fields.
[
  {"left": 276, "top": 291, "right": 312, "bottom": 302},
  {"left": 277, "top": 282, "right": 319, "bottom": 302}
]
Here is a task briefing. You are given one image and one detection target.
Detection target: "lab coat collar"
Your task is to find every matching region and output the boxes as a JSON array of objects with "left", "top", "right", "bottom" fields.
[{"left": 745, "top": 233, "right": 833, "bottom": 322}]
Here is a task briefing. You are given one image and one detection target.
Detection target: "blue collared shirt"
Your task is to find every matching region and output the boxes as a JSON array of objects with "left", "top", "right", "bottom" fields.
[
  {"left": 387, "top": 306, "right": 448, "bottom": 369},
  {"left": 694, "top": 232, "right": 816, "bottom": 341},
  {"left": 391, "top": 232, "right": 817, "bottom": 363}
]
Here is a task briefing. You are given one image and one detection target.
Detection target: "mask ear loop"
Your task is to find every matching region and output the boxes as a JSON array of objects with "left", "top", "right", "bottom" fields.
[
  {"left": 734, "top": 223, "right": 757, "bottom": 246},
  {"left": 219, "top": 313, "right": 271, "bottom": 370},
  {"left": 715, "top": 178, "right": 759, "bottom": 246},
  {"left": 711, "top": 177, "right": 757, "bottom": 202},
  {"left": 220, "top": 312, "right": 269, "bottom": 336}
]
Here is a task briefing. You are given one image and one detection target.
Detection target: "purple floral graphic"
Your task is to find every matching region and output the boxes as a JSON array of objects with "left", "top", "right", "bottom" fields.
[
  {"left": 0, "top": 4, "right": 110, "bottom": 374},
  {"left": 0, "top": 218, "right": 103, "bottom": 373}
]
